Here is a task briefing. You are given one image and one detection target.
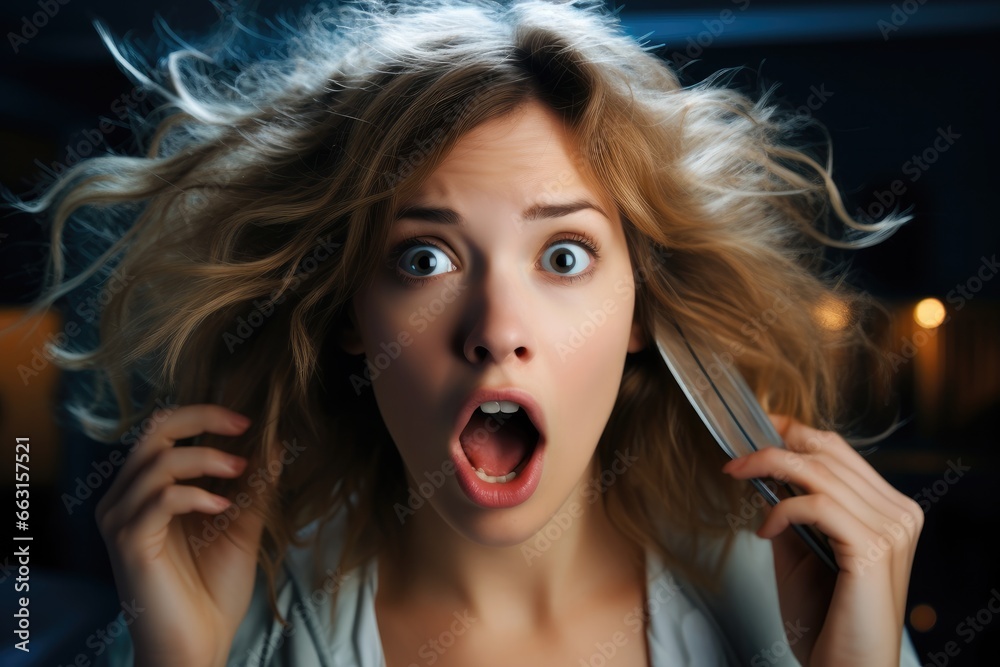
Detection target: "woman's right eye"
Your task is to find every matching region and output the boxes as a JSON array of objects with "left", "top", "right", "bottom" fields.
[{"left": 393, "top": 238, "right": 457, "bottom": 281}]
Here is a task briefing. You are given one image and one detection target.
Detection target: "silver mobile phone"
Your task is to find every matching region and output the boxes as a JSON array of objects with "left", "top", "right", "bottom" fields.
[{"left": 654, "top": 317, "right": 839, "bottom": 572}]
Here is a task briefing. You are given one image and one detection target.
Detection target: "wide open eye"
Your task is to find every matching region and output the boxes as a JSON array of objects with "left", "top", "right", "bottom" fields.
[
  {"left": 397, "top": 241, "right": 456, "bottom": 279},
  {"left": 540, "top": 241, "right": 592, "bottom": 277}
]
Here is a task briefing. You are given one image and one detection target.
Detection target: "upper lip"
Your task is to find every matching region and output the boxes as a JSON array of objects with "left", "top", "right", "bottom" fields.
[{"left": 452, "top": 386, "right": 547, "bottom": 446}]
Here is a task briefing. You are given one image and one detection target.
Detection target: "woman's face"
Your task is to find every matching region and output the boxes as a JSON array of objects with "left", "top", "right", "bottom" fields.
[{"left": 343, "top": 99, "right": 644, "bottom": 546}]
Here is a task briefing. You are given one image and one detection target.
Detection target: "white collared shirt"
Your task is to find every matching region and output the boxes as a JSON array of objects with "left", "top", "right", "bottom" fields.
[{"left": 99, "top": 516, "right": 922, "bottom": 666}]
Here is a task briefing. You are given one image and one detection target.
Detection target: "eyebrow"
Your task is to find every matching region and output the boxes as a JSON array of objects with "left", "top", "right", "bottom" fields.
[{"left": 393, "top": 199, "right": 610, "bottom": 226}]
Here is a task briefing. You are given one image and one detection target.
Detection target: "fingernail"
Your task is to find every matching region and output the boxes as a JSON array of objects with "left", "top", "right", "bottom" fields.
[
  {"left": 723, "top": 457, "right": 746, "bottom": 473},
  {"left": 229, "top": 413, "right": 251, "bottom": 429},
  {"left": 228, "top": 456, "right": 248, "bottom": 473}
]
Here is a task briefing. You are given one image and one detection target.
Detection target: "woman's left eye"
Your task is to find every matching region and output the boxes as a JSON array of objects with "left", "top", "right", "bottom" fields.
[{"left": 542, "top": 241, "right": 591, "bottom": 276}]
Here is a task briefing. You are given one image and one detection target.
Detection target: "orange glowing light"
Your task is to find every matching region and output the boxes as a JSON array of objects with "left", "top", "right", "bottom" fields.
[
  {"left": 909, "top": 604, "right": 937, "bottom": 632},
  {"left": 913, "top": 298, "right": 946, "bottom": 329}
]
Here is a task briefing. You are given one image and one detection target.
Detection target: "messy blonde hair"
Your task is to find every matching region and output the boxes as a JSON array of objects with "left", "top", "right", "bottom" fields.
[{"left": 10, "top": 0, "right": 905, "bottom": 621}]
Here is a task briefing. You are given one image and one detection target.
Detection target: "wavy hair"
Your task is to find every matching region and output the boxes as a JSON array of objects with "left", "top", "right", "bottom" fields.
[{"left": 8, "top": 0, "right": 906, "bottom": 622}]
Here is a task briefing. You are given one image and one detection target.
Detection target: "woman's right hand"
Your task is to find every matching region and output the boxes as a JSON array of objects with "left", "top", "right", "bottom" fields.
[{"left": 95, "top": 404, "right": 265, "bottom": 667}]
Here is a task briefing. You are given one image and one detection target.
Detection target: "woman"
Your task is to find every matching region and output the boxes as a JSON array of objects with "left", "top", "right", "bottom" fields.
[{"left": 14, "top": 1, "right": 922, "bottom": 664}]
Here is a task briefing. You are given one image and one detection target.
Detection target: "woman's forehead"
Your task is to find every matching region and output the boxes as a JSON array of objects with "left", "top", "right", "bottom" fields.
[{"left": 401, "top": 101, "right": 614, "bottom": 215}]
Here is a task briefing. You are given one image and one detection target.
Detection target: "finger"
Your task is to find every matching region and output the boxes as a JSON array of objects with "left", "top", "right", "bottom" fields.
[
  {"left": 757, "top": 428, "right": 918, "bottom": 535},
  {"left": 743, "top": 446, "right": 920, "bottom": 607},
  {"left": 113, "top": 484, "right": 235, "bottom": 561},
  {"left": 768, "top": 414, "right": 919, "bottom": 520},
  {"left": 755, "top": 493, "right": 889, "bottom": 574},
  {"left": 805, "top": 449, "right": 922, "bottom": 543},
  {"left": 723, "top": 447, "right": 893, "bottom": 533},
  {"left": 97, "top": 405, "right": 251, "bottom": 518},
  {"left": 119, "top": 405, "right": 251, "bottom": 484},
  {"left": 100, "top": 447, "right": 248, "bottom": 536}
]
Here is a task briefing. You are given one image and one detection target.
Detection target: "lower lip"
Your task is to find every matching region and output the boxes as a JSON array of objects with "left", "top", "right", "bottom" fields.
[{"left": 451, "top": 435, "right": 546, "bottom": 509}]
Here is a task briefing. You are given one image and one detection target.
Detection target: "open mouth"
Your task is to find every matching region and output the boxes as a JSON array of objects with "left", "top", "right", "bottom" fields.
[
  {"left": 458, "top": 404, "right": 540, "bottom": 484},
  {"left": 450, "top": 392, "right": 547, "bottom": 509}
]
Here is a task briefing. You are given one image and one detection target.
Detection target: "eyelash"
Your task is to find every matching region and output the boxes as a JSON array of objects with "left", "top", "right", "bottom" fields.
[{"left": 388, "top": 233, "right": 602, "bottom": 287}]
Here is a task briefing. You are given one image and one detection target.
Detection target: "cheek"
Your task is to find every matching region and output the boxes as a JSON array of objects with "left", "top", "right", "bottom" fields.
[
  {"left": 364, "top": 276, "right": 466, "bottom": 345},
  {"left": 366, "top": 350, "right": 440, "bottom": 471},
  {"left": 546, "top": 281, "right": 635, "bottom": 449},
  {"left": 548, "top": 276, "right": 636, "bottom": 370},
  {"left": 357, "top": 291, "right": 457, "bottom": 461}
]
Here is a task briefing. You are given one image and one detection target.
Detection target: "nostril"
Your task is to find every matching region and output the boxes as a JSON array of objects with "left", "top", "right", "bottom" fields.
[{"left": 471, "top": 345, "right": 528, "bottom": 362}]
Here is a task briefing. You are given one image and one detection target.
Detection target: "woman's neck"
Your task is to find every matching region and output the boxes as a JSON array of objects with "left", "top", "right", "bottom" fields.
[{"left": 378, "top": 459, "right": 646, "bottom": 627}]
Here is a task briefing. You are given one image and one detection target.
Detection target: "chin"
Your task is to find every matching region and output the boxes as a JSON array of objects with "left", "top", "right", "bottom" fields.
[{"left": 431, "top": 483, "right": 580, "bottom": 552}]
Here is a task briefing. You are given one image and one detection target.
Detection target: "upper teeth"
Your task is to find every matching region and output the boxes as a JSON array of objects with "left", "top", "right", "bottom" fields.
[{"left": 478, "top": 400, "right": 520, "bottom": 414}]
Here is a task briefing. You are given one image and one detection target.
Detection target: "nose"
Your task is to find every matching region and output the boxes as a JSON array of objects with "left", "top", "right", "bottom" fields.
[{"left": 461, "top": 266, "right": 535, "bottom": 365}]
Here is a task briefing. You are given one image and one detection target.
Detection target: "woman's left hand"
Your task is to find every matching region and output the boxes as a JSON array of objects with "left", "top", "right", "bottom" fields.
[{"left": 721, "top": 414, "right": 923, "bottom": 666}]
